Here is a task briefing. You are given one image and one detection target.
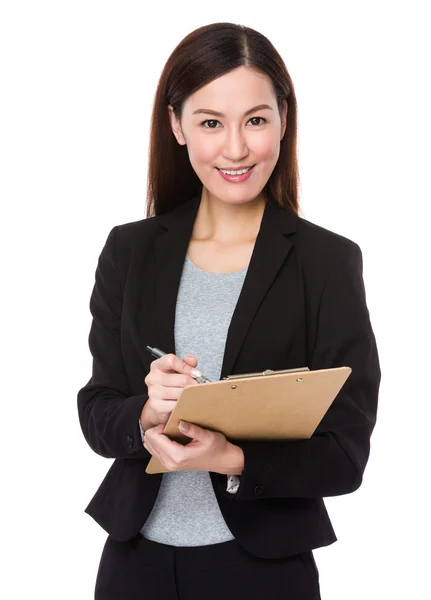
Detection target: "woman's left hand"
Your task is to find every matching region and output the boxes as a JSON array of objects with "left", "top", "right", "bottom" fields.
[{"left": 143, "top": 420, "right": 232, "bottom": 473}]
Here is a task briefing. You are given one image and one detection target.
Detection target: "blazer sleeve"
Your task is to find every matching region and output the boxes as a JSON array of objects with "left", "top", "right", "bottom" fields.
[
  {"left": 224, "top": 243, "right": 381, "bottom": 501},
  {"left": 77, "top": 226, "right": 152, "bottom": 460}
]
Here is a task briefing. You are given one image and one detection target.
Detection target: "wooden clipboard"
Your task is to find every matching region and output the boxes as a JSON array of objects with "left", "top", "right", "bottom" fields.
[{"left": 145, "top": 365, "right": 352, "bottom": 474}]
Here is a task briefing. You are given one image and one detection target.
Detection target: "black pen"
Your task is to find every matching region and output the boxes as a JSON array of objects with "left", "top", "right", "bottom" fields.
[{"left": 145, "top": 346, "right": 212, "bottom": 383}]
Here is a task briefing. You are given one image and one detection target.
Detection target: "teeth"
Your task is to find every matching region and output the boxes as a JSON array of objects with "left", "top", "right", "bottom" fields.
[{"left": 220, "top": 167, "right": 252, "bottom": 176}]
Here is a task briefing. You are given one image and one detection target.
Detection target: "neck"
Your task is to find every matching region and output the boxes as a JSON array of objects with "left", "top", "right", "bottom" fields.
[{"left": 192, "top": 188, "right": 266, "bottom": 244}]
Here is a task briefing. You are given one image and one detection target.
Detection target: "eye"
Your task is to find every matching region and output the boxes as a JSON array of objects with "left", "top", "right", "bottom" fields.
[
  {"left": 200, "top": 119, "right": 221, "bottom": 129},
  {"left": 199, "top": 117, "right": 267, "bottom": 129},
  {"left": 248, "top": 117, "right": 267, "bottom": 126}
]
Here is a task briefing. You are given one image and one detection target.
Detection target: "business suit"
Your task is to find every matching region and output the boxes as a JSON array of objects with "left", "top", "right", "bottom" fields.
[{"left": 78, "top": 193, "right": 380, "bottom": 562}]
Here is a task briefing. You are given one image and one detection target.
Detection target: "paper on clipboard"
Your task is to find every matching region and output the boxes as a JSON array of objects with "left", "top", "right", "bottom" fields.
[{"left": 145, "top": 365, "right": 351, "bottom": 474}]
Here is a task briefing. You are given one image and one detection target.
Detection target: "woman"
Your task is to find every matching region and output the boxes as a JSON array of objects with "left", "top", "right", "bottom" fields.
[{"left": 77, "top": 22, "right": 381, "bottom": 599}]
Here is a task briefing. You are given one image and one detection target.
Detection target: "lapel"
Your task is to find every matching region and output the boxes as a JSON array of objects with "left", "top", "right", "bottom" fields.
[{"left": 152, "top": 194, "right": 298, "bottom": 379}]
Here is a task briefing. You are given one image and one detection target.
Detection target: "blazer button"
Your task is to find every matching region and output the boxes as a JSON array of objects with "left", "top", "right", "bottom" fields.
[
  {"left": 126, "top": 435, "right": 134, "bottom": 448},
  {"left": 254, "top": 485, "right": 264, "bottom": 496}
]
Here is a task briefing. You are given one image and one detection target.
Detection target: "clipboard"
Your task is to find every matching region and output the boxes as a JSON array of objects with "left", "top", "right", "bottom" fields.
[{"left": 145, "top": 365, "right": 352, "bottom": 474}]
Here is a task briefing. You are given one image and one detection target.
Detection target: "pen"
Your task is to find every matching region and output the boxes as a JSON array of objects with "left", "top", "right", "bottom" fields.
[{"left": 145, "top": 346, "right": 212, "bottom": 383}]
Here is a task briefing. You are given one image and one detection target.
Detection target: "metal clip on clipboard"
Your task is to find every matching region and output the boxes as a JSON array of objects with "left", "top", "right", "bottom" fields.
[{"left": 222, "top": 366, "right": 310, "bottom": 380}]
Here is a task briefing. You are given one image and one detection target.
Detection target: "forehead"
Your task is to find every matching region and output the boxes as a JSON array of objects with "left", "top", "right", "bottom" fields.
[{"left": 184, "top": 67, "right": 276, "bottom": 114}]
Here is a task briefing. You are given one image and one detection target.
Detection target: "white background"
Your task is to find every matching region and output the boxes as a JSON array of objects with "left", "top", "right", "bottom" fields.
[{"left": 1, "top": 1, "right": 430, "bottom": 598}]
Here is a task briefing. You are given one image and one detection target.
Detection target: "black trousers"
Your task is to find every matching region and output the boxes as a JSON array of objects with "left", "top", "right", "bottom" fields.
[{"left": 94, "top": 533, "right": 321, "bottom": 599}]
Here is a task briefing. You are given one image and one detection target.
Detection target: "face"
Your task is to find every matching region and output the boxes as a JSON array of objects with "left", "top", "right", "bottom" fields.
[{"left": 168, "top": 66, "right": 287, "bottom": 206}]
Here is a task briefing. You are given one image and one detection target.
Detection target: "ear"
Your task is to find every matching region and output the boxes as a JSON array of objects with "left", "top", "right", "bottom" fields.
[
  {"left": 168, "top": 104, "right": 187, "bottom": 146},
  {"left": 280, "top": 99, "right": 288, "bottom": 141}
]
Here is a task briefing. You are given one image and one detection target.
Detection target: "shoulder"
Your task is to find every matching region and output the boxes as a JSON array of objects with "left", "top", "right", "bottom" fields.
[
  {"left": 295, "top": 214, "right": 363, "bottom": 276},
  {"left": 113, "top": 215, "right": 158, "bottom": 250},
  {"left": 103, "top": 215, "right": 162, "bottom": 268},
  {"left": 108, "top": 196, "right": 197, "bottom": 261},
  {"left": 94, "top": 216, "right": 161, "bottom": 282}
]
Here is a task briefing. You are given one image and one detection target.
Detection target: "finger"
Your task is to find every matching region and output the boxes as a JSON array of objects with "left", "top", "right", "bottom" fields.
[
  {"left": 183, "top": 354, "right": 198, "bottom": 367},
  {"left": 157, "top": 373, "right": 198, "bottom": 388},
  {"left": 151, "top": 383, "right": 188, "bottom": 398},
  {"left": 144, "top": 422, "right": 165, "bottom": 434},
  {"left": 161, "top": 353, "right": 201, "bottom": 378},
  {"left": 144, "top": 423, "right": 165, "bottom": 441},
  {"left": 149, "top": 428, "right": 186, "bottom": 453}
]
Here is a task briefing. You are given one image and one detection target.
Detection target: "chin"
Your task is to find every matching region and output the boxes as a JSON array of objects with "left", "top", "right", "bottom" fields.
[{"left": 215, "top": 193, "right": 264, "bottom": 207}]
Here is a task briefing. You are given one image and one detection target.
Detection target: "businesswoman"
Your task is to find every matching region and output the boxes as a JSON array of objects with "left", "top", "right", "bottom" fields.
[{"left": 77, "top": 22, "right": 381, "bottom": 599}]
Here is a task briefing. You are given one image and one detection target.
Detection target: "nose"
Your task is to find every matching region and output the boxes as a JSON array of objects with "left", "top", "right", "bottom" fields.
[{"left": 221, "top": 126, "right": 250, "bottom": 162}]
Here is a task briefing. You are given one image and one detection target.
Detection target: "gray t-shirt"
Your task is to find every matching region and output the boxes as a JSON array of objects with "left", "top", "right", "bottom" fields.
[{"left": 139, "top": 254, "right": 248, "bottom": 546}]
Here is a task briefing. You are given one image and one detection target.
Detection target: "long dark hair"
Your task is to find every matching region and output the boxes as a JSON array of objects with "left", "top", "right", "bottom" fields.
[{"left": 146, "top": 22, "right": 300, "bottom": 218}]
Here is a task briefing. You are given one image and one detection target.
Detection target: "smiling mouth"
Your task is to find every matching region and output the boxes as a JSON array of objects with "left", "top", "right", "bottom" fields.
[{"left": 216, "top": 165, "right": 256, "bottom": 173}]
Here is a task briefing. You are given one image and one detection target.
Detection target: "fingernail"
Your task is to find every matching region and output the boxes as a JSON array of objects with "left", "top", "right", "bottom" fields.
[{"left": 190, "top": 369, "right": 201, "bottom": 378}]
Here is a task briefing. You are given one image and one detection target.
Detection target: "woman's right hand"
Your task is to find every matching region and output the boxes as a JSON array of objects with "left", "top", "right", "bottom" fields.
[{"left": 140, "top": 353, "right": 201, "bottom": 430}]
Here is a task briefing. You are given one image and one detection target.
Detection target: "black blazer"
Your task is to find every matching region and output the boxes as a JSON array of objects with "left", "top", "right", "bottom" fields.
[{"left": 77, "top": 193, "right": 381, "bottom": 560}]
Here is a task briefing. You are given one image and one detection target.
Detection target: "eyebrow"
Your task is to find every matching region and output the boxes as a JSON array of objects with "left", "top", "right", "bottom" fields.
[{"left": 192, "top": 104, "right": 273, "bottom": 118}]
